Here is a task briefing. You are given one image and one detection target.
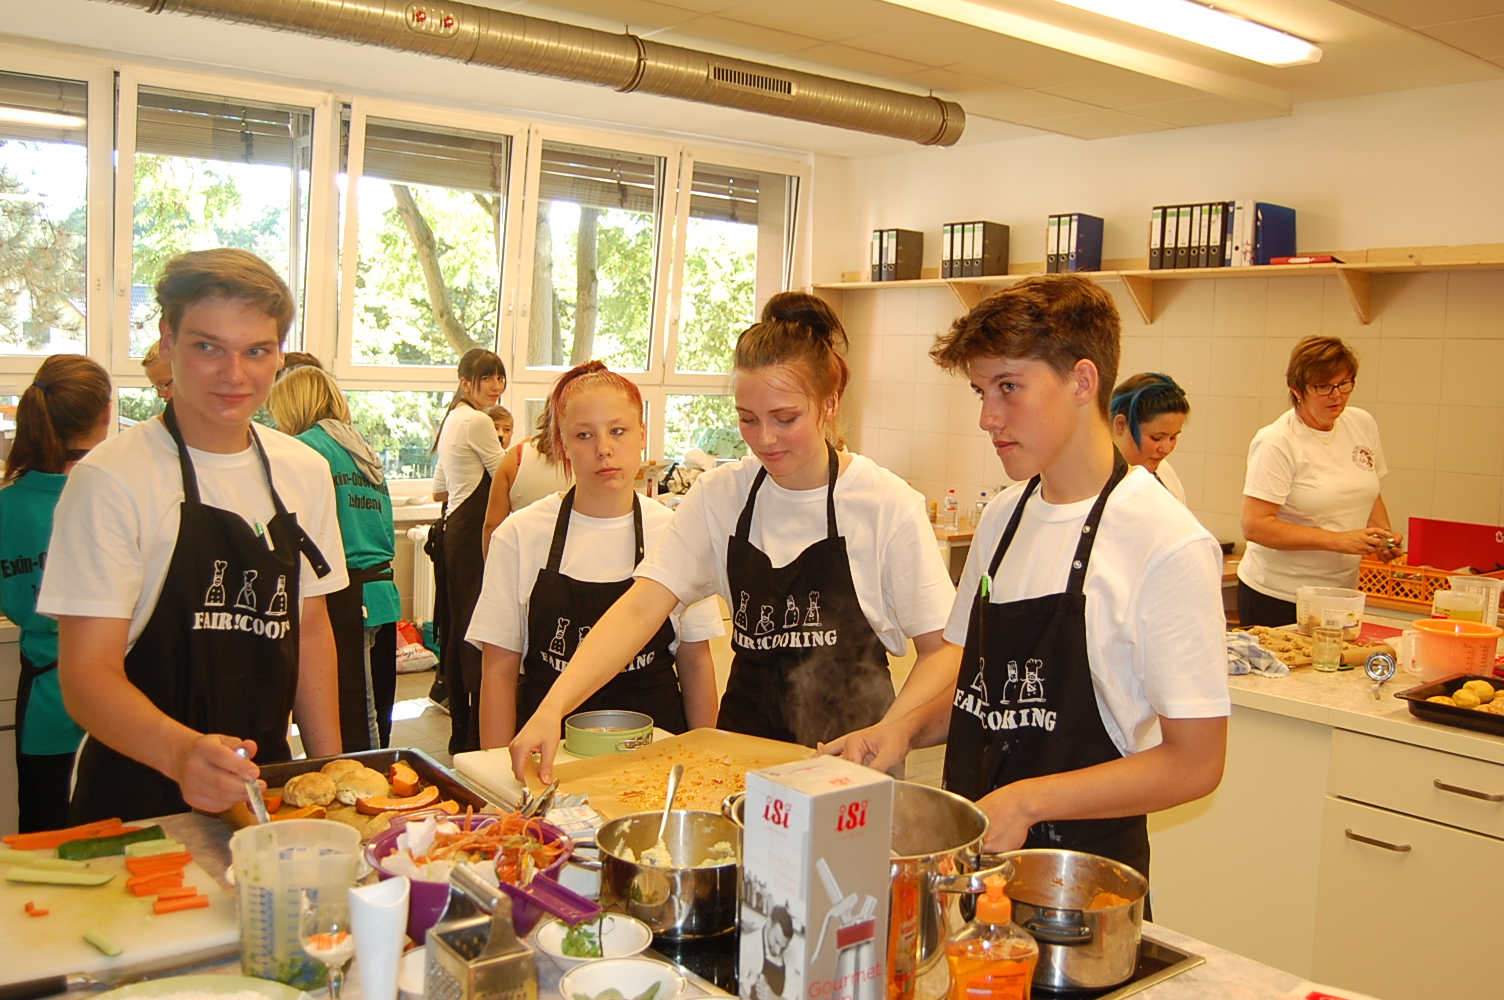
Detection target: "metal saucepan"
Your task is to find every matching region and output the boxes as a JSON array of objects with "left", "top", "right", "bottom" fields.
[
  {"left": 723, "top": 781, "right": 1010, "bottom": 1000},
  {"left": 998, "top": 848, "right": 1147, "bottom": 992},
  {"left": 578, "top": 809, "right": 741, "bottom": 940}
]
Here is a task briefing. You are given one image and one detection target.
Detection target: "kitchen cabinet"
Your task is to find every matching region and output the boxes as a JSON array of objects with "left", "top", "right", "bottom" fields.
[{"left": 1312, "top": 797, "right": 1500, "bottom": 999}]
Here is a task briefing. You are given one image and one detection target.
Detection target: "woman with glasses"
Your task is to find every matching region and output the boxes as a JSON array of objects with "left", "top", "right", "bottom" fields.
[{"left": 1236, "top": 336, "right": 1401, "bottom": 627}]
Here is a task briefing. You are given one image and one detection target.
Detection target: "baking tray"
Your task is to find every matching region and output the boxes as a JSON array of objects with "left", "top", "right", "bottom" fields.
[
  {"left": 221, "top": 747, "right": 492, "bottom": 831},
  {"left": 1394, "top": 674, "right": 1504, "bottom": 736}
]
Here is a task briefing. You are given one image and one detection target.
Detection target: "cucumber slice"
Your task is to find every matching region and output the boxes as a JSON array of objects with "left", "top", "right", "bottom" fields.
[
  {"left": 84, "top": 928, "right": 123, "bottom": 957},
  {"left": 56, "top": 825, "right": 166, "bottom": 861},
  {"left": 0, "top": 847, "right": 37, "bottom": 865},
  {"left": 7, "top": 866, "right": 115, "bottom": 886},
  {"left": 124, "top": 839, "right": 187, "bottom": 858},
  {"left": 28, "top": 857, "right": 91, "bottom": 872}
]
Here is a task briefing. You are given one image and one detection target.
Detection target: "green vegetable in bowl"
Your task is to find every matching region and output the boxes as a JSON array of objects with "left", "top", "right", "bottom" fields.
[
  {"left": 571, "top": 986, "right": 658, "bottom": 1000},
  {"left": 561, "top": 919, "right": 602, "bottom": 958}
]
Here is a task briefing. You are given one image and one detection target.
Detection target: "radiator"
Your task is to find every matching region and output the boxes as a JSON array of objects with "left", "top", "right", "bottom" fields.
[{"left": 406, "top": 525, "right": 437, "bottom": 625}]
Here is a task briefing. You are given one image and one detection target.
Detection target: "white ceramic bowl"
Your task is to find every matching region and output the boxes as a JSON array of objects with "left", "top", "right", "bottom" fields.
[
  {"left": 559, "top": 957, "right": 686, "bottom": 1000},
  {"left": 534, "top": 914, "right": 654, "bottom": 971},
  {"left": 398, "top": 947, "right": 426, "bottom": 999}
]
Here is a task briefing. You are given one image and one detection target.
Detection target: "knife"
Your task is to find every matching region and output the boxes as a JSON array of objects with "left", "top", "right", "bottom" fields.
[
  {"left": 234, "top": 746, "right": 271, "bottom": 824},
  {"left": 0, "top": 940, "right": 240, "bottom": 1000}
]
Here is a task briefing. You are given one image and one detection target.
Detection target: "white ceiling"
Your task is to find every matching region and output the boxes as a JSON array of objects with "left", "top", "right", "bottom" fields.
[{"left": 504, "top": 0, "right": 1504, "bottom": 137}]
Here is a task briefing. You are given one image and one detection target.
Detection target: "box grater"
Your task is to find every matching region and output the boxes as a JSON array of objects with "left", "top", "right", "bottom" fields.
[{"left": 425, "top": 865, "right": 538, "bottom": 1000}]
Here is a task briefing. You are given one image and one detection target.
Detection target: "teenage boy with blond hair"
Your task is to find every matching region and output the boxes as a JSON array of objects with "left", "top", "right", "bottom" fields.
[
  {"left": 40, "top": 249, "right": 347, "bottom": 822},
  {"left": 830, "top": 275, "right": 1228, "bottom": 881}
]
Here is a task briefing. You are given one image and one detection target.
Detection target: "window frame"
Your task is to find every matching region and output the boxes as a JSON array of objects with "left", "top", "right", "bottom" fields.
[
  {"left": 333, "top": 96, "right": 529, "bottom": 391},
  {"left": 0, "top": 43, "right": 113, "bottom": 380},
  {"left": 112, "top": 66, "right": 339, "bottom": 384}
]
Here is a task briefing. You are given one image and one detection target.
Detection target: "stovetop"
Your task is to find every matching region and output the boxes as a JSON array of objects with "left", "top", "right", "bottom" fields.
[{"left": 651, "top": 932, "right": 1202, "bottom": 999}]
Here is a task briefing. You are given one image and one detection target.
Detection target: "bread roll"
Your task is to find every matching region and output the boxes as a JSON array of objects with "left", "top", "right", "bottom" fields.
[
  {"left": 335, "top": 767, "right": 389, "bottom": 806},
  {"left": 284, "top": 771, "right": 338, "bottom": 808},
  {"left": 320, "top": 759, "right": 364, "bottom": 781}
]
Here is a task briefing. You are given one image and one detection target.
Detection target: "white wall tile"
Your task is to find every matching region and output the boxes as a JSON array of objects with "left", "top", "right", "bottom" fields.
[
  {"left": 1195, "top": 511, "right": 1241, "bottom": 545},
  {"left": 1321, "top": 275, "right": 1370, "bottom": 340},
  {"left": 1373, "top": 338, "right": 1443, "bottom": 404},
  {"left": 910, "top": 431, "right": 948, "bottom": 483},
  {"left": 1212, "top": 278, "right": 1268, "bottom": 339},
  {"left": 1202, "top": 453, "right": 1247, "bottom": 517},
  {"left": 1168, "top": 451, "right": 1205, "bottom": 510},
  {"left": 879, "top": 333, "right": 918, "bottom": 384},
  {"left": 1376, "top": 273, "right": 1448, "bottom": 340},
  {"left": 1198, "top": 395, "right": 1263, "bottom": 457},
  {"left": 1380, "top": 468, "right": 1433, "bottom": 532},
  {"left": 883, "top": 288, "right": 918, "bottom": 337},
  {"left": 1434, "top": 405, "right": 1504, "bottom": 478},
  {"left": 1370, "top": 401, "right": 1438, "bottom": 472},
  {"left": 1160, "top": 280, "right": 1215, "bottom": 338},
  {"left": 1432, "top": 471, "right": 1503, "bottom": 525},
  {"left": 911, "top": 383, "right": 951, "bottom": 435},
  {"left": 1266, "top": 276, "right": 1324, "bottom": 336},
  {"left": 1440, "top": 338, "right": 1504, "bottom": 400},
  {"left": 1165, "top": 336, "right": 1212, "bottom": 394},
  {"left": 878, "top": 381, "right": 915, "bottom": 431},
  {"left": 1445, "top": 272, "right": 1504, "bottom": 339},
  {"left": 1119, "top": 335, "right": 1163, "bottom": 379},
  {"left": 1259, "top": 396, "right": 1290, "bottom": 427},
  {"left": 947, "top": 381, "right": 981, "bottom": 433},
  {"left": 1259, "top": 335, "right": 1299, "bottom": 398},
  {"left": 876, "top": 428, "right": 913, "bottom": 478},
  {"left": 1209, "top": 337, "right": 1263, "bottom": 396}
]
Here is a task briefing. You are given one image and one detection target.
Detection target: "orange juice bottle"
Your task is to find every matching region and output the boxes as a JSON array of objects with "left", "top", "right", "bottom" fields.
[{"left": 944, "top": 876, "right": 1038, "bottom": 1000}]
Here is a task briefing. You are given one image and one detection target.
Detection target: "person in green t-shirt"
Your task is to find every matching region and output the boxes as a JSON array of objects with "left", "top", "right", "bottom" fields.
[
  {"left": 0, "top": 355, "right": 113, "bottom": 830},
  {"left": 268, "top": 367, "right": 401, "bottom": 749}
]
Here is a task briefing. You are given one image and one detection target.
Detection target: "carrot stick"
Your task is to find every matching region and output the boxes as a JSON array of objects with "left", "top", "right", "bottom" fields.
[
  {"left": 125, "top": 852, "right": 192, "bottom": 874},
  {"left": 3, "top": 819, "right": 125, "bottom": 851},
  {"left": 126, "top": 870, "right": 185, "bottom": 889},
  {"left": 130, "top": 875, "right": 184, "bottom": 897},
  {"left": 154, "top": 885, "right": 199, "bottom": 900},
  {"left": 153, "top": 894, "right": 210, "bottom": 914}
]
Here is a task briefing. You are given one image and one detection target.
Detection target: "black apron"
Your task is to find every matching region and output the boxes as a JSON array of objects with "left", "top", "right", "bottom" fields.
[
  {"left": 717, "top": 446, "right": 892, "bottom": 747},
  {"left": 517, "top": 489, "right": 686, "bottom": 732},
  {"left": 326, "top": 562, "right": 394, "bottom": 752},
  {"left": 942, "top": 453, "right": 1151, "bottom": 879},
  {"left": 69, "top": 405, "right": 331, "bottom": 823},
  {"left": 16, "top": 652, "right": 75, "bottom": 832},
  {"left": 441, "top": 462, "right": 491, "bottom": 754}
]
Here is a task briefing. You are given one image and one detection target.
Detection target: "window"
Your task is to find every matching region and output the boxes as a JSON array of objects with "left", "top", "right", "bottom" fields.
[
  {"left": 663, "top": 393, "right": 742, "bottom": 463},
  {"left": 130, "top": 86, "right": 313, "bottom": 355},
  {"left": 117, "top": 386, "right": 164, "bottom": 426},
  {"left": 346, "top": 389, "right": 449, "bottom": 479},
  {"left": 0, "top": 70, "right": 88, "bottom": 357},
  {"left": 345, "top": 117, "right": 509, "bottom": 368},
  {"left": 527, "top": 141, "right": 663, "bottom": 373},
  {"left": 674, "top": 162, "right": 798, "bottom": 375}
]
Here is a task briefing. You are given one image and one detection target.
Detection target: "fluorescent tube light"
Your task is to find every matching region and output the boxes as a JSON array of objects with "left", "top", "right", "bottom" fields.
[
  {"left": 1049, "top": 0, "right": 1321, "bottom": 67},
  {"left": 0, "top": 105, "right": 86, "bottom": 128}
]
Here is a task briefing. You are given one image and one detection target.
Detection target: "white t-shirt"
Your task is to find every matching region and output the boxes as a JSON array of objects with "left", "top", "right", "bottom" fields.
[
  {"left": 1237, "top": 407, "right": 1387, "bottom": 602},
  {"left": 437, "top": 405, "right": 505, "bottom": 515},
  {"left": 467, "top": 492, "right": 724, "bottom": 657},
  {"left": 636, "top": 454, "right": 955, "bottom": 656},
  {"left": 1154, "top": 458, "right": 1187, "bottom": 506},
  {"left": 945, "top": 466, "right": 1229, "bottom": 756},
  {"left": 37, "top": 418, "right": 348, "bottom": 649}
]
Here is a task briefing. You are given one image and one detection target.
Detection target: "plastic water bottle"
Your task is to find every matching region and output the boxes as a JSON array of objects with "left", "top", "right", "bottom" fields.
[
  {"left": 972, "top": 490, "right": 989, "bottom": 529},
  {"left": 943, "top": 489, "right": 960, "bottom": 530}
]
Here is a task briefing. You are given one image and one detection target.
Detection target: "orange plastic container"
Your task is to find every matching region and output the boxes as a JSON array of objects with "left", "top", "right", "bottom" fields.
[{"left": 1412, "top": 619, "right": 1504, "bottom": 679}]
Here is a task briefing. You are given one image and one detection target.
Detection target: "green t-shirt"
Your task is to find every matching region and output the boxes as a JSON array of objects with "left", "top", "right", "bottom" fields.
[
  {"left": 0, "top": 471, "right": 85, "bottom": 755},
  {"left": 297, "top": 425, "right": 402, "bottom": 627}
]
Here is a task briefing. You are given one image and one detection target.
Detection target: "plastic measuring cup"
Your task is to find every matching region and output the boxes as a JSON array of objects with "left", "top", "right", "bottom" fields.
[{"left": 230, "top": 819, "right": 360, "bottom": 989}]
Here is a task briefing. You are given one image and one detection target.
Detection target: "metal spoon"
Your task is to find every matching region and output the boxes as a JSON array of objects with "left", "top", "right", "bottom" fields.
[
  {"left": 234, "top": 747, "right": 270, "bottom": 824},
  {"left": 521, "top": 779, "right": 559, "bottom": 819},
  {"left": 655, "top": 764, "right": 685, "bottom": 844}
]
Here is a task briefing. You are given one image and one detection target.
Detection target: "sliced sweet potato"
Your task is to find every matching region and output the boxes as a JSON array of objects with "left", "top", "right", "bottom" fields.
[
  {"left": 435, "top": 799, "right": 460, "bottom": 815},
  {"left": 263, "top": 794, "right": 283, "bottom": 813},
  {"left": 355, "top": 784, "right": 439, "bottom": 816},
  {"left": 271, "top": 805, "right": 327, "bottom": 821},
  {"left": 388, "top": 762, "right": 421, "bottom": 798}
]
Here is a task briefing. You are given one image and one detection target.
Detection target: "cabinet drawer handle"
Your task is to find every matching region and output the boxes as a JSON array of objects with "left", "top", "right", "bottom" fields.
[
  {"left": 1344, "top": 829, "right": 1411, "bottom": 853},
  {"left": 1433, "top": 778, "right": 1504, "bottom": 802}
]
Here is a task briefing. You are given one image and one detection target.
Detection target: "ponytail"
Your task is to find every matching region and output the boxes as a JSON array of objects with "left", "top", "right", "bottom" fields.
[
  {"left": 6, "top": 355, "right": 112, "bottom": 481},
  {"left": 733, "top": 292, "right": 851, "bottom": 448},
  {"left": 545, "top": 360, "right": 643, "bottom": 475}
]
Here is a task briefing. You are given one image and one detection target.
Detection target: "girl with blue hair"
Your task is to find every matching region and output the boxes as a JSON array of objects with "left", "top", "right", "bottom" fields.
[{"left": 1109, "top": 373, "right": 1190, "bottom": 505}]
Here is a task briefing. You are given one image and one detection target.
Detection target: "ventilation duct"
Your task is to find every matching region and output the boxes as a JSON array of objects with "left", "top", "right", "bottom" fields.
[{"left": 94, "top": 0, "right": 966, "bottom": 146}]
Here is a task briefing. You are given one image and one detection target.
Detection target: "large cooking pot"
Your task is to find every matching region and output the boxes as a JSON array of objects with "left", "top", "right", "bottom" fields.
[
  {"left": 724, "top": 781, "right": 1009, "bottom": 1000},
  {"left": 998, "top": 849, "right": 1147, "bottom": 992},
  {"left": 589, "top": 809, "right": 740, "bottom": 940}
]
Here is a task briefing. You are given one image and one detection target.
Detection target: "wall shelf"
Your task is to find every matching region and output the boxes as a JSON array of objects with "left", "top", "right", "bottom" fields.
[{"left": 812, "top": 251, "right": 1504, "bottom": 327}]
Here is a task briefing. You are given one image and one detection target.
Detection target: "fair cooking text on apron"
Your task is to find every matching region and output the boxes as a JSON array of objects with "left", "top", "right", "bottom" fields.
[
  {"left": 517, "top": 488, "right": 686, "bottom": 732},
  {"left": 69, "top": 404, "right": 330, "bottom": 824},
  {"left": 717, "top": 445, "right": 892, "bottom": 747},
  {"left": 942, "top": 452, "right": 1150, "bottom": 879}
]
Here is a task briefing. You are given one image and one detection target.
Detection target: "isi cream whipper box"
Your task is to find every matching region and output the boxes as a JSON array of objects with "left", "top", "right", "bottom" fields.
[{"left": 740, "top": 757, "right": 893, "bottom": 1000}]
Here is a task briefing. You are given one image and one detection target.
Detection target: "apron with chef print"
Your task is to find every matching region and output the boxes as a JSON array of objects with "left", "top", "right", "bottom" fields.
[
  {"left": 517, "top": 488, "right": 687, "bottom": 732},
  {"left": 69, "top": 403, "right": 331, "bottom": 824},
  {"left": 441, "top": 462, "right": 491, "bottom": 754},
  {"left": 717, "top": 445, "right": 892, "bottom": 747},
  {"left": 942, "top": 451, "right": 1152, "bottom": 882}
]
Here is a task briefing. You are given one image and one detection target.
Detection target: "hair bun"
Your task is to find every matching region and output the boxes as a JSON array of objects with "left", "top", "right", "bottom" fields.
[{"left": 761, "top": 292, "right": 843, "bottom": 346}]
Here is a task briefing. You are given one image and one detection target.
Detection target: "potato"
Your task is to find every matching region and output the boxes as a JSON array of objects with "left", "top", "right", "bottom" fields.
[
  {"left": 1452, "top": 688, "right": 1482, "bottom": 709},
  {"left": 1427, "top": 695, "right": 1458, "bottom": 706},
  {"left": 1462, "top": 679, "right": 1496, "bottom": 704}
]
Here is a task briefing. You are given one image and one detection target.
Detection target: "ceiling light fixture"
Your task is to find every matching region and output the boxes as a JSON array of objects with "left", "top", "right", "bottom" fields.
[
  {"left": 1049, "top": 0, "right": 1320, "bottom": 67},
  {"left": 0, "top": 105, "right": 86, "bottom": 128}
]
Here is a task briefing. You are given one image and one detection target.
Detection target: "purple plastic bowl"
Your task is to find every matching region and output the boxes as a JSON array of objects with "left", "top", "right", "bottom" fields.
[{"left": 364, "top": 813, "right": 574, "bottom": 943}]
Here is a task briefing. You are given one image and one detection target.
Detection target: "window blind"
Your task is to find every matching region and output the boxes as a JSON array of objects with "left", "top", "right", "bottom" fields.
[
  {"left": 355, "top": 116, "right": 508, "bottom": 195},
  {"left": 0, "top": 70, "right": 87, "bottom": 145},
  {"left": 538, "top": 141, "right": 660, "bottom": 214},
  {"left": 136, "top": 87, "right": 309, "bottom": 168}
]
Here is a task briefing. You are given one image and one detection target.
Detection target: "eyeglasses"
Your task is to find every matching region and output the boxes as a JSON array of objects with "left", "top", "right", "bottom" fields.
[
  {"left": 152, "top": 379, "right": 173, "bottom": 397},
  {"left": 1308, "top": 379, "right": 1355, "bottom": 397}
]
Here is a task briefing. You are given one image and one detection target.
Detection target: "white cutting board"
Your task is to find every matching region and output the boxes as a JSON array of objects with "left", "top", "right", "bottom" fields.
[
  {"left": 0, "top": 851, "right": 239, "bottom": 984},
  {"left": 453, "top": 728, "right": 676, "bottom": 807}
]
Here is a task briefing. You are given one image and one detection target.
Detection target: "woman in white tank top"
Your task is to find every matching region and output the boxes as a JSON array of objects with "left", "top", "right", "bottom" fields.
[{"left": 481, "top": 416, "right": 573, "bottom": 558}]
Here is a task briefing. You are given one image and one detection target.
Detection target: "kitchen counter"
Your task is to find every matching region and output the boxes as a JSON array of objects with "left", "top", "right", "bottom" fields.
[{"left": 51, "top": 814, "right": 1336, "bottom": 1000}]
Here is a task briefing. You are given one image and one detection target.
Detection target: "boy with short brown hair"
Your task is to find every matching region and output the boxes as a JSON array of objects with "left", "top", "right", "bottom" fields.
[
  {"left": 41, "top": 248, "right": 348, "bottom": 822},
  {"left": 833, "top": 275, "right": 1228, "bottom": 880}
]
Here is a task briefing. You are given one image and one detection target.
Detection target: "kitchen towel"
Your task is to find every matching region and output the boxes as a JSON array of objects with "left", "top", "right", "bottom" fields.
[{"left": 1226, "top": 631, "right": 1290, "bottom": 676}]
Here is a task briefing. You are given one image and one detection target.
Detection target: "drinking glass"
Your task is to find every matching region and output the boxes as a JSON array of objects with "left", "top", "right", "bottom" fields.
[
  {"left": 300, "top": 891, "right": 356, "bottom": 999},
  {"left": 1312, "top": 626, "right": 1343, "bottom": 673}
]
